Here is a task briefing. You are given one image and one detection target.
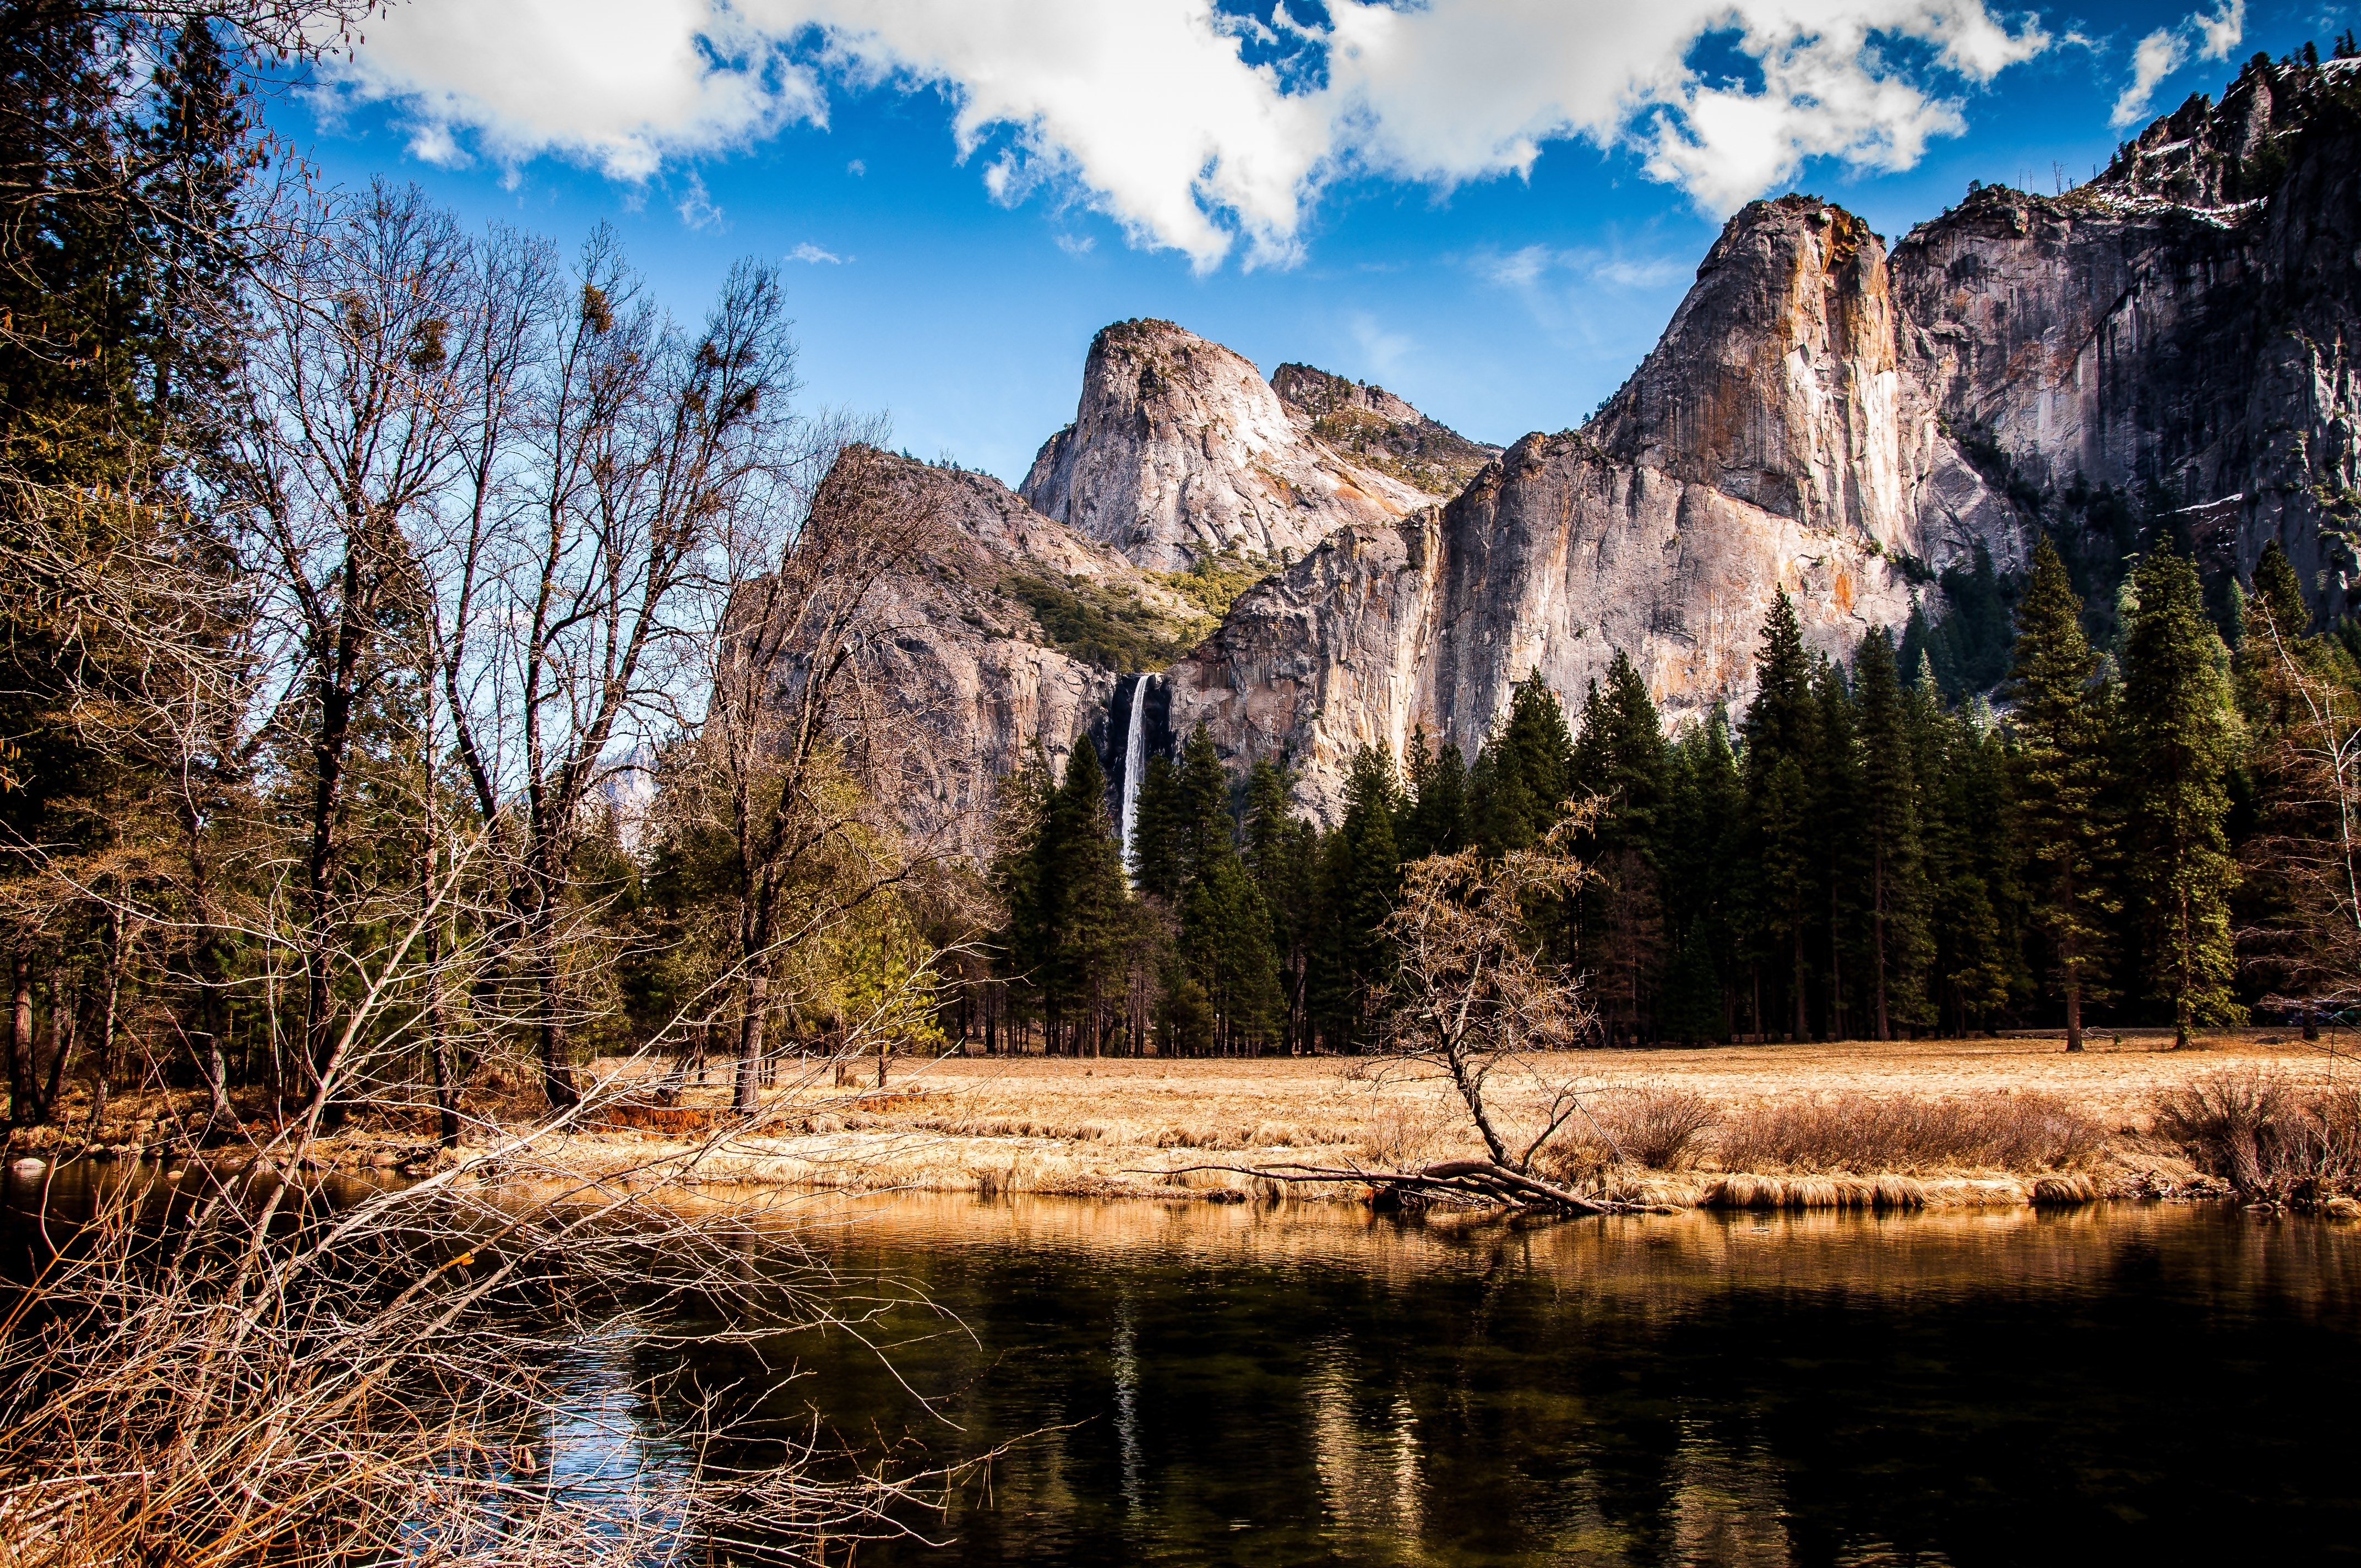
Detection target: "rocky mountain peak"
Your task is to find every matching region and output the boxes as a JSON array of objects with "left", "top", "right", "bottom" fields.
[
  {"left": 1019, "top": 318, "right": 1445, "bottom": 570},
  {"left": 2091, "top": 52, "right": 2360, "bottom": 210},
  {"left": 1271, "top": 362, "right": 1501, "bottom": 497},
  {"left": 1586, "top": 193, "right": 2003, "bottom": 557}
]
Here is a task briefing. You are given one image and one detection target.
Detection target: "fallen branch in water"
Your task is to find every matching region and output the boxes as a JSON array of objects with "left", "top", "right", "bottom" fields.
[{"left": 1147, "top": 1158, "right": 1631, "bottom": 1216}]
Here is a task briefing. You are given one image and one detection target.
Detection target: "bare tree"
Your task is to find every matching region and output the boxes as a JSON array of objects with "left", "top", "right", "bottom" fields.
[
  {"left": 670, "top": 440, "right": 946, "bottom": 1112},
  {"left": 2242, "top": 593, "right": 2361, "bottom": 1022},
  {"left": 235, "top": 182, "right": 471, "bottom": 1117},
  {"left": 428, "top": 234, "right": 796, "bottom": 1108},
  {"left": 1195, "top": 812, "right": 1631, "bottom": 1215}
]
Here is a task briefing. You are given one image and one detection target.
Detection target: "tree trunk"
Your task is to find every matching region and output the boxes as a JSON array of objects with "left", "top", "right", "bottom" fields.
[
  {"left": 2174, "top": 889, "right": 2193, "bottom": 1051},
  {"left": 9, "top": 955, "right": 34, "bottom": 1129},
  {"left": 40, "top": 978, "right": 75, "bottom": 1126},
  {"left": 86, "top": 912, "right": 124, "bottom": 1140},
  {"left": 1792, "top": 930, "right": 1808, "bottom": 1043},
  {"left": 735, "top": 968, "right": 768, "bottom": 1115}
]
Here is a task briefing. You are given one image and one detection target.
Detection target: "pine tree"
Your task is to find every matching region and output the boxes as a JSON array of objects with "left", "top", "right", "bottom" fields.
[
  {"left": 1129, "top": 753, "right": 1185, "bottom": 901},
  {"left": 1183, "top": 856, "right": 1285, "bottom": 1053},
  {"left": 1472, "top": 675, "right": 1574, "bottom": 854},
  {"left": 1243, "top": 758, "right": 1316, "bottom": 1050},
  {"left": 2006, "top": 539, "right": 2120, "bottom": 1049},
  {"left": 2121, "top": 549, "right": 2245, "bottom": 1048},
  {"left": 1921, "top": 704, "right": 2021, "bottom": 1033},
  {"left": 1036, "top": 741, "right": 1134, "bottom": 1054},
  {"left": 989, "top": 750, "right": 1059, "bottom": 1042},
  {"left": 1738, "top": 593, "right": 1821, "bottom": 1038},
  {"left": 1399, "top": 728, "right": 1471, "bottom": 859},
  {"left": 1853, "top": 629, "right": 1928, "bottom": 1039},
  {"left": 2234, "top": 541, "right": 2361, "bottom": 1015},
  {"left": 1658, "top": 713, "right": 1742, "bottom": 1042},
  {"left": 1572, "top": 652, "right": 1672, "bottom": 1039},
  {"left": 1308, "top": 745, "right": 1402, "bottom": 1052},
  {"left": 1810, "top": 654, "right": 1860, "bottom": 1039},
  {"left": 1174, "top": 722, "right": 1233, "bottom": 889}
]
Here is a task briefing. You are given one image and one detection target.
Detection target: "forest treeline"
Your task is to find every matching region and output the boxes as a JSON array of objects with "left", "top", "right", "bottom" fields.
[
  {"left": 988, "top": 538, "right": 2355, "bottom": 1056},
  {"left": 4, "top": 0, "right": 2360, "bottom": 1147}
]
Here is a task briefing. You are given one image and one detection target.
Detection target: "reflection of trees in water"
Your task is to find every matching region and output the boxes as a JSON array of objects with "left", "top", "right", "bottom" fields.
[
  {"left": 1304, "top": 1337, "right": 1423, "bottom": 1554},
  {"left": 1666, "top": 1413, "right": 1793, "bottom": 1568}
]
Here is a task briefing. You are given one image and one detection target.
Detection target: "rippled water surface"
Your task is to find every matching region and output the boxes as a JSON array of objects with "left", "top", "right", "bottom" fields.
[
  {"left": 677, "top": 1196, "right": 2361, "bottom": 1566},
  {"left": 15, "top": 1168, "right": 2359, "bottom": 1566}
]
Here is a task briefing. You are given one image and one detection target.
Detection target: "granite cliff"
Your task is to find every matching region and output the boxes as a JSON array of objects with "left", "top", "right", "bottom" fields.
[
  {"left": 841, "top": 51, "right": 2361, "bottom": 836},
  {"left": 1018, "top": 319, "right": 1477, "bottom": 570},
  {"left": 844, "top": 453, "right": 1199, "bottom": 851},
  {"left": 1890, "top": 55, "right": 2361, "bottom": 597},
  {"left": 1168, "top": 52, "right": 2361, "bottom": 819},
  {"left": 1167, "top": 190, "right": 2015, "bottom": 815}
]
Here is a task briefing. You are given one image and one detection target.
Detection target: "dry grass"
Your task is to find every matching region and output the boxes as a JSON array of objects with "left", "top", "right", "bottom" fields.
[
  {"left": 24, "top": 1030, "right": 2344, "bottom": 1212},
  {"left": 1715, "top": 1090, "right": 2103, "bottom": 1174},
  {"left": 1538, "top": 1085, "right": 1718, "bottom": 1181},
  {"left": 2153, "top": 1069, "right": 2361, "bottom": 1205}
]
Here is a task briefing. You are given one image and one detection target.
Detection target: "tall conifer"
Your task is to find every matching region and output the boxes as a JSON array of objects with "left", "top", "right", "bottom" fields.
[
  {"left": 1739, "top": 593, "right": 1820, "bottom": 1038},
  {"left": 1854, "top": 629, "right": 1928, "bottom": 1039},
  {"left": 2122, "top": 549, "right": 2245, "bottom": 1048},
  {"left": 2007, "top": 539, "right": 2119, "bottom": 1049}
]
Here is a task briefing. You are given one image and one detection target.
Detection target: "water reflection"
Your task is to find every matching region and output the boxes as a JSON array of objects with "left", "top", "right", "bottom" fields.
[{"left": 723, "top": 1196, "right": 2361, "bottom": 1566}]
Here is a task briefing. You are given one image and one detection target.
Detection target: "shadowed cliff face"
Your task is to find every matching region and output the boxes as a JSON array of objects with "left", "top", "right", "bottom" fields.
[
  {"left": 848, "top": 455, "right": 1200, "bottom": 853},
  {"left": 1892, "top": 56, "right": 2361, "bottom": 601},
  {"left": 1018, "top": 319, "right": 1447, "bottom": 570}
]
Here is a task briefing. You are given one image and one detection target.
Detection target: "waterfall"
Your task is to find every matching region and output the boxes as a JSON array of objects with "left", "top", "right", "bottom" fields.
[{"left": 1118, "top": 674, "right": 1150, "bottom": 879}]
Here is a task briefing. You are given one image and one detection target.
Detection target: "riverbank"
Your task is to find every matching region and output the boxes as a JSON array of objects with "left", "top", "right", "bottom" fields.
[{"left": 20, "top": 1029, "right": 2353, "bottom": 1212}]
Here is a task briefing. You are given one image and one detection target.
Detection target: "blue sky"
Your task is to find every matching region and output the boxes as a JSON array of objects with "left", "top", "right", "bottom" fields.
[{"left": 281, "top": 0, "right": 2352, "bottom": 484}]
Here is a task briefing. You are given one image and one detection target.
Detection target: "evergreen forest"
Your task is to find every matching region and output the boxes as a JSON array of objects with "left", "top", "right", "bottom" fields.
[{"left": 988, "top": 538, "right": 2346, "bottom": 1057}]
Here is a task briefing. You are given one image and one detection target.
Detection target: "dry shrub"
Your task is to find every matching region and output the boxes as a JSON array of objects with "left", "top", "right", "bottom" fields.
[
  {"left": 2154, "top": 1070, "right": 2361, "bottom": 1204},
  {"left": 592, "top": 1104, "right": 723, "bottom": 1135},
  {"left": 1715, "top": 1091, "right": 2101, "bottom": 1174},
  {"left": 1356, "top": 1099, "right": 1448, "bottom": 1169},
  {"left": 1539, "top": 1086, "right": 1719, "bottom": 1180}
]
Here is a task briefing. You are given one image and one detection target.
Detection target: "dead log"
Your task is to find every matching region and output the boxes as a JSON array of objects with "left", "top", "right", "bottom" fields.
[{"left": 1149, "top": 1158, "right": 1625, "bottom": 1217}]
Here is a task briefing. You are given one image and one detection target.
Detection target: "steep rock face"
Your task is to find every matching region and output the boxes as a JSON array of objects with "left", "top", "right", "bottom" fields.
[
  {"left": 1590, "top": 196, "right": 2013, "bottom": 560},
  {"left": 853, "top": 455, "right": 1198, "bottom": 851},
  {"left": 1169, "top": 433, "right": 1916, "bottom": 816},
  {"left": 1890, "top": 56, "right": 2361, "bottom": 598},
  {"left": 1172, "top": 195, "right": 2012, "bottom": 820},
  {"left": 1019, "top": 319, "right": 1444, "bottom": 569}
]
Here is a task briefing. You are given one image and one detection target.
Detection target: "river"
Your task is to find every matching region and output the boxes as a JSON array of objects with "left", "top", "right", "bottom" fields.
[
  {"left": 12, "top": 1169, "right": 2359, "bottom": 1565},
  {"left": 662, "top": 1194, "right": 2361, "bottom": 1566}
]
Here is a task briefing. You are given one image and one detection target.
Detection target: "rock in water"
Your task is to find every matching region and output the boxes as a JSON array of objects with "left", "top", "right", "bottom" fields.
[{"left": 1019, "top": 319, "right": 1458, "bottom": 570}]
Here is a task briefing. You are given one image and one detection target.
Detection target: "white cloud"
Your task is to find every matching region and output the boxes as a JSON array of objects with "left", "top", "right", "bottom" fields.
[
  {"left": 676, "top": 173, "right": 723, "bottom": 230},
  {"left": 328, "top": 0, "right": 824, "bottom": 178},
  {"left": 2193, "top": 0, "right": 2246, "bottom": 61},
  {"left": 785, "top": 241, "right": 844, "bottom": 263},
  {"left": 2110, "top": 3, "right": 2244, "bottom": 131},
  {"left": 333, "top": 0, "right": 2052, "bottom": 268}
]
